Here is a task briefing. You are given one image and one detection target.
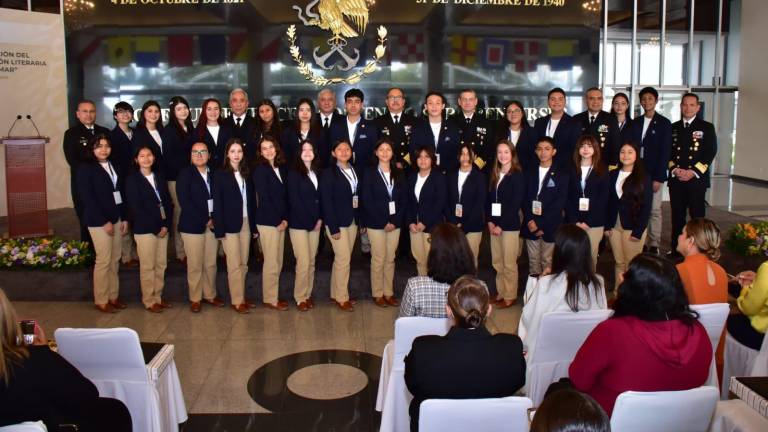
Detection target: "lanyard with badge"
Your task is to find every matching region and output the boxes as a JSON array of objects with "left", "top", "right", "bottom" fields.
[
  {"left": 456, "top": 171, "right": 470, "bottom": 218},
  {"left": 149, "top": 173, "right": 166, "bottom": 220},
  {"left": 433, "top": 125, "right": 442, "bottom": 166},
  {"left": 105, "top": 162, "right": 122, "bottom": 205},
  {"left": 379, "top": 168, "right": 396, "bottom": 215},
  {"left": 341, "top": 166, "right": 359, "bottom": 208},
  {"left": 578, "top": 167, "right": 592, "bottom": 212},
  {"left": 491, "top": 174, "right": 505, "bottom": 217},
  {"left": 201, "top": 168, "right": 213, "bottom": 215},
  {"left": 533, "top": 168, "right": 552, "bottom": 216}
]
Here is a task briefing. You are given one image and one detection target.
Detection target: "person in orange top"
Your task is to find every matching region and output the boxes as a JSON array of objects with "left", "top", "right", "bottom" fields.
[{"left": 675, "top": 217, "right": 728, "bottom": 381}]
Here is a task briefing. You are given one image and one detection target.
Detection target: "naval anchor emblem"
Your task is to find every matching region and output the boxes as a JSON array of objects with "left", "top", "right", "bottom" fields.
[{"left": 288, "top": 0, "right": 387, "bottom": 85}]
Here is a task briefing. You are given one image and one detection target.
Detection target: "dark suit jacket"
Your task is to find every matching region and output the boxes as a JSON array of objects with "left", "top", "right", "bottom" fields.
[
  {"left": 669, "top": 117, "right": 718, "bottom": 188},
  {"left": 607, "top": 169, "right": 654, "bottom": 239},
  {"left": 572, "top": 110, "right": 615, "bottom": 169},
  {"left": 407, "top": 171, "right": 447, "bottom": 232},
  {"left": 496, "top": 125, "right": 539, "bottom": 171},
  {"left": 195, "top": 124, "right": 233, "bottom": 170},
  {"left": 521, "top": 166, "right": 570, "bottom": 242},
  {"left": 375, "top": 111, "right": 418, "bottom": 170},
  {"left": 161, "top": 126, "right": 196, "bottom": 181},
  {"left": 409, "top": 119, "right": 461, "bottom": 173},
  {"left": 360, "top": 166, "right": 407, "bottom": 229},
  {"left": 176, "top": 165, "right": 213, "bottom": 234},
  {"left": 320, "top": 165, "right": 358, "bottom": 235},
  {"left": 131, "top": 126, "right": 165, "bottom": 175},
  {"left": 631, "top": 112, "right": 672, "bottom": 182},
  {"left": 77, "top": 161, "right": 126, "bottom": 227},
  {"left": 212, "top": 169, "right": 256, "bottom": 238},
  {"left": 404, "top": 327, "right": 526, "bottom": 432},
  {"left": 486, "top": 171, "right": 526, "bottom": 232},
  {"left": 63, "top": 122, "right": 110, "bottom": 172},
  {"left": 125, "top": 171, "right": 173, "bottom": 235},
  {"left": 223, "top": 113, "right": 257, "bottom": 143},
  {"left": 606, "top": 115, "right": 634, "bottom": 168},
  {"left": 109, "top": 126, "right": 135, "bottom": 175},
  {"left": 281, "top": 126, "right": 327, "bottom": 167},
  {"left": 329, "top": 117, "right": 379, "bottom": 173},
  {"left": 319, "top": 110, "right": 344, "bottom": 155},
  {"left": 565, "top": 167, "right": 610, "bottom": 228},
  {"left": 446, "top": 168, "right": 487, "bottom": 233},
  {"left": 252, "top": 163, "right": 288, "bottom": 227},
  {"left": 533, "top": 113, "right": 578, "bottom": 168},
  {"left": 449, "top": 111, "right": 495, "bottom": 169},
  {"left": 286, "top": 168, "right": 321, "bottom": 230}
]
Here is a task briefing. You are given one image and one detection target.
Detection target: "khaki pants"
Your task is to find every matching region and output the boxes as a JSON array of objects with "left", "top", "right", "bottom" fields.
[
  {"left": 89, "top": 223, "right": 122, "bottom": 305},
  {"left": 290, "top": 228, "right": 320, "bottom": 304},
  {"left": 608, "top": 224, "right": 647, "bottom": 289},
  {"left": 410, "top": 231, "right": 431, "bottom": 276},
  {"left": 368, "top": 228, "right": 400, "bottom": 298},
  {"left": 490, "top": 231, "right": 520, "bottom": 301},
  {"left": 221, "top": 217, "right": 251, "bottom": 305},
  {"left": 134, "top": 233, "right": 168, "bottom": 308},
  {"left": 257, "top": 224, "right": 285, "bottom": 305},
  {"left": 181, "top": 230, "right": 218, "bottom": 303},
  {"left": 647, "top": 187, "right": 663, "bottom": 248},
  {"left": 168, "top": 181, "right": 185, "bottom": 260},
  {"left": 585, "top": 226, "right": 605, "bottom": 270},
  {"left": 526, "top": 238, "right": 554, "bottom": 275},
  {"left": 120, "top": 226, "right": 137, "bottom": 263},
  {"left": 327, "top": 223, "right": 357, "bottom": 303},
  {"left": 465, "top": 231, "right": 482, "bottom": 269}
]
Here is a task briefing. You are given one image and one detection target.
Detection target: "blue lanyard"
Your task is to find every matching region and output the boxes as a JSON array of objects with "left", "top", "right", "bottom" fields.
[
  {"left": 339, "top": 165, "right": 358, "bottom": 194},
  {"left": 378, "top": 168, "right": 393, "bottom": 199},
  {"left": 200, "top": 168, "right": 211, "bottom": 197},
  {"left": 148, "top": 173, "right": 162, "bottom": 203}
]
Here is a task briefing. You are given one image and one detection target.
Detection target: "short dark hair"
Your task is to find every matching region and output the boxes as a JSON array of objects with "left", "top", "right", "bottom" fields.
[
  {"left": 132, "top": 142, "right": 157, "bottom": 172},
  {"left": 585, "top": 87, "right": 602, "bottom": 95},
  {"left": 414, "top": 145, "right": 437, "bottom": 168},
  {"left": 639, "top": 86, "right": 659, "bottom": 100},
  {"left": 682, "top": 92, "right": 700, "bottom": 103},
  {"left": 548, "top": 87, "right": 566, "bottom": 98},
  {"left": 84, "top": 133, "right": 112, "bottom": 164},
  {"left": 613, "top": 253, "right": 699, "bottom": 324},
  {"left": 530, "top": 389, "right": 610, "bottom": 432},
  {"left": 424, "top": 91, "right": 447, "bottom": 105},
  {"left": 550, "top": 224, "right": 603, "bottom": 312},
  {"left": 537, "top": 136, "right": 556, "bottom": 149},
  {"left": 373, "top": 137, "right": 402, "bottom": 182},
  {"left": 113, "top": 101, "right": 134, "bottom": 119},
  {"left": 427, "top": 223, "right": 476, "bottom": 284},
  {"left": 77, "top": 99, "right": 96, "bottom": 109},
  {"left": 344, "top": 88, "right": 364, "bottom": 102}
]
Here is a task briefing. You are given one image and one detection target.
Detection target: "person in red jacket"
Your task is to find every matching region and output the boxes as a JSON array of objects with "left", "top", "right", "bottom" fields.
[{"left": 568, "top": 253, "right": 712, "bottom": 416}]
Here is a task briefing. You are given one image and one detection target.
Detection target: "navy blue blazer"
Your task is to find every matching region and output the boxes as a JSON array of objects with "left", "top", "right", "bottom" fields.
[
  {"left": 286, "top": 168, "right": 321, "bottom": 231},
  {"left": 533, "top": 113, "right": 578, "bottom": 168},
  {"left": 160, "top": 126, "right": 195, "bottom": 181},
  {"left": 176, "top": 165, "right": 213, "bottom": 234},
  {"left": 407, "top": 171, "right": 447, "bottom": 232},
  {"left": 223, "top": 114, "right": 257, "bottom": 144},
  {"left": 607, "top": 169, "right": 654, "bottom": 239},
  {"left": 77, "top": 162, "right": 126, "bottom": 227},
  {"left": 565, "top": 166, "right": 610, "bottom": 228},
  {"left": 212, "top": 169, "right": 256, "bottom": 238},
  {"left": 329, "top": 118, "right": 379, "bottom": 172},
  {"left": 280, "top": 127, "right": 327, "bottom": 167},
  {"left": 409, "top": 119, "right": 460, "bottom": 173},
  {"left": 360, "top": 166, "right": 407, "bottom": 229},
  {"left": 631, "top": 112, "right": 672, "bottom": 183},
  {"left": 252, "top": 163, "right": 288, "bottom": 227},
  {"left": 125, "top": 171, "right": 173, "bottom": 235},
  {"left": 606, "top": 115, "right": 634, "bottom": 168},
  {"left": 195, "top": 124, "right": 233, "bottom": 170},
  {"left": 446, "top": 168, "right": 487, "bottom": 233},
  {"left": 320, "top": 165, "right": 359, "bottom": 235},
  {"left": 495, "top": 126, "right": 539, "bottom": 172},
  {"left": 108, "top": 126, "right": 135, "bottom": 175},
  {"left": 131, "top": 127, "right": 164, "bottom": 174},
  {"left": 521, "top": 166, "right": 570, "bottom": 242},
  {"left": 486, "top": 171, "right": 526, "bottom": 232}
]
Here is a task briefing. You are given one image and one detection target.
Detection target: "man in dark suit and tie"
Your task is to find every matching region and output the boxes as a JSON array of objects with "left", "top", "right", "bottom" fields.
[
  {"left": 375, "top": 87, "right": 417, "bottom": 170},
  {"left": 572, "top": 87, "right": 616, "bottom": 169},
  {"left": 63, "top": 100, "right": 110, "bottom": 245},
  {"left": 317, "top": 88, "right": 344, "bottom": 157},
  {"left": 223, "top": 88, "right": 257, "bottom": 162},
  {"left": 533, "top": 88, "right": 578, "bottom": 169},
  {"left": 449, "top": 89, "right": 495, "bottom": 171}
]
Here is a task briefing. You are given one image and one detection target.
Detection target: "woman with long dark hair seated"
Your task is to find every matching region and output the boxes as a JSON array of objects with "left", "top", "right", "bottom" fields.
[
  {"left": 568, "top": 253, "right": 712, "bottom": 416},
  {"left": 404, "top": 275, "right": 526, "bottom": 432}
]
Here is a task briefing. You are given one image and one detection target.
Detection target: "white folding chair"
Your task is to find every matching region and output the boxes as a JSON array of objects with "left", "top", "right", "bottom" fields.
[
  {"left": 691, "top": 303, "right": 730, "bottom": 388},
  {"left": 419, "top": 397, "right": 533, "bottom": 432},
  {"left": 376, "top": 317, "right": 451, "bottom": 432},
  {"left": 610, "top": 386, "right": 719, "bottom": 432},
  {"left": 54, "top": 328, "right": 187, "bottom": 432},
  {"left": 722, "top": 330, "right": 768, "bottom": 398},
  {"left": 0, "top": 422, "right": 47, "bottom": 432},
  {"left": 525, "top": 309, "right": 613, "bottom": 406}
]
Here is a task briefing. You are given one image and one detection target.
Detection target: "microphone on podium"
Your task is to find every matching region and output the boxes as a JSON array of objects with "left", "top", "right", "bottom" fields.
[
  {"left": 6, "top": 114, "right": 22, "bottom": 137},
  {"left": 26, "top": 115, "right": 43, "bottom": 138}
]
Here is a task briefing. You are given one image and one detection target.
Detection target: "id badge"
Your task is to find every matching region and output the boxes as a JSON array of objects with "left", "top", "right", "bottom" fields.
[
  {"left": 159, "top": 205, "right": 167, "bottom": 220},
  {"left": 436, "top": 153, "right": 441, "bottom": 166},
  {"left": 532, "top": 200, "right": 543, "bottom": 216},
  {"left": 455, "top": 203, "right": 463, "bottom": 218},
  {"left": 579, "top": 198, "right": 590, "bottom": 211},
  {"left": 207, "top": 199, "right": 214, "bottom": 213},
  {"left": 113, "top": 191, "right": 122, "bottom": 205},
  {"left": 388, "top": 201, "right": 396, "bottom": 215},
  {"left": 352, "top": 195, "right": 359, "bottom": 209},
  {"left": 491, "top": 203, "right": 502, "bottom": 217}
]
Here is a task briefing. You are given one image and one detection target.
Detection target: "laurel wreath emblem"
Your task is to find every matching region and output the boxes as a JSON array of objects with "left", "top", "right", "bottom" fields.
[{"left": 286, "top": 24, "right": 388, "bottom": 86}]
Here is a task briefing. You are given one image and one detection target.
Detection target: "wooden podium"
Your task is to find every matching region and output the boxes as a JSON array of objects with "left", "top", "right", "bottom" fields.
[{"left": 1, "top": 136, "right": 50, "bottom": 238}]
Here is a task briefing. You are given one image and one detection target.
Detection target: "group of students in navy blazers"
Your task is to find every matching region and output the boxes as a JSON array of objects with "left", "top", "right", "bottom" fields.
[{"left": 79, "top": 86, "right": 656, "bottom": 315}]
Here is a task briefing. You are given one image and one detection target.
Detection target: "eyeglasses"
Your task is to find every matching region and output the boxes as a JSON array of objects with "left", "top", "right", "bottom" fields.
[
  {"left": 507, "top": 109, "right": 523, "bottom": 114},
  {"left": 191, "top": 150, "right": 209, "bottom": 156},
  {"left": 387, "top": 96, "right": 404, "bottom": 101}
]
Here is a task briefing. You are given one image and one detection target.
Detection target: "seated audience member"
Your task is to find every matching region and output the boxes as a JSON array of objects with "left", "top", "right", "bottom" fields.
[
  {"left": 399, "top": 223, "right": 476, "bottom": 318},
  {"left": 727, "top": 262, "right": 768, "bottom": 350},
  {"left": 675, "top": 218, "right": 728, "bottom": 305},
  {"left": 404, "top": 276, "right": 526, "bottom": 432},
  {"left": 530, "top": 388, "right": 610, "bottom": 432},
  {"left": 0, "top": 289, "right": 132, "bottom": 431},
  {"left": 568, "top": 253, "right": 712, "bottom": 416},
  {"left": 518, "top": 224, "right": 607, "bottom": 353}
]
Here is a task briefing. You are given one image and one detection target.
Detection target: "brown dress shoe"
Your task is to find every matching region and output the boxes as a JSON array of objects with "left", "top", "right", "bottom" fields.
[
  {"left": 232, "top": 303, "right": 250, "bottom": 314},
  {"left": 373, "top": 297, "right": 387, "bottom": 308},
  {"left": 384, "top": 296, "right": 399, "bottom": 306},
  {"left": 306, "top": 298, "right": 315, "bottom": 309},
  {"left": 297, "top": 301, "right": 310, "bottom": 312},
  {"left": 146, "top": 303, "right": 164, "bottom": 313},
  {"left": 123, "top": 259, "right": 139, "bottom": 268},
  {"left": 190, "top": 302, "right": 202, "bottom": 313},
  {"left": 95, "top": 303, "right": 116, "bottom": 313},
  {"left": 496, "top": 299, "right": 517, "bottom": 309},
  {"left": 245, "top": 299, "right": 258, "bottom": 309},
  {"left": 109, "top": 299, "right": 128, "bottom": 309},
  {"left": 264, "top": 301, "right": 289, "bottom": 311},
  {"left": 336, "top": 300, "right": 354, "bottom": 312},
  {"left": 159, "top": 301, "right": 173, "bottom": 309},
  {"left": 203, "top": 297, "right": 225, "bottom": 307}
]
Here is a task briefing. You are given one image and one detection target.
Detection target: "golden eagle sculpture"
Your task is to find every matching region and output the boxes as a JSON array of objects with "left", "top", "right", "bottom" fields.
[{"left": 294, "top": 0, "right": 376, "bottom": 44}]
